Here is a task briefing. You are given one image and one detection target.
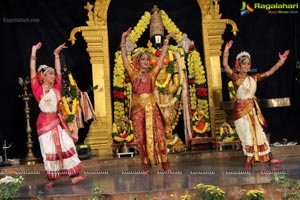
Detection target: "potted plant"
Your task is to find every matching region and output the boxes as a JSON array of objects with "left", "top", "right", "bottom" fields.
[
  {"left": 194, "top": 183, "right": 225, "bottom": 200},
  {"left": 0, "top": 175, "right": 24, "bottom": 200}
]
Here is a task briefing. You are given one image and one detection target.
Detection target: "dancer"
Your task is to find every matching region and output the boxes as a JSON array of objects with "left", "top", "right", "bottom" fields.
[
  {"left": 222, "top": 40, "right": 290, "bottom": 169},
  {"left": 120, "top": 28, "right": 176, "bottom": 175},
  {"left": 30, "top": 42, "right": 87, "bottom": 188}
]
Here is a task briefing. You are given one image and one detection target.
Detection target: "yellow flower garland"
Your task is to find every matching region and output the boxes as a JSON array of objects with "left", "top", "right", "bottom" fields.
[
  {"left": 62, "top": 96, "right": 78, "bottom": 116},
  {"left": 59, "top": 73, "right": 79, "bottom": 123},
  {"left": 188, "top": 49, "right": 210, "bottom": 133},
  {"left": 129, "top": 12, "right": 151, "bottom": 43},
  {"left": 157, "top": 48, "right": 185, "bottom": 108},
  {"left": 154, "top": 50, "right": 176, "bottom": 90},
  {"left": 228, "top": 81, "right": 236, "bottom": 100},
  {"left": 160, "top": 10, "right": 183, "bottom": 43},
  {"left": 155, "top": 73, "right": 172, "bottom": 88}
]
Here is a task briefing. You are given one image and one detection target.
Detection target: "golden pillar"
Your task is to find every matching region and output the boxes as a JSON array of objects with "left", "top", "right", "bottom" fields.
[
  {"left": 69, "top": 0, "right": 113, "bottom": 156},
  {"left": 198, "top": 0, "right": 238, "bottom": 136}
]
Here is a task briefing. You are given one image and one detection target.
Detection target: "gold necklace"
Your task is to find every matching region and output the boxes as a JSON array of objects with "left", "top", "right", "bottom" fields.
[
  {"left": 43, "top": 84, "right": 52, "bottom": 89},
  {"left": 138, "top": 70, "right": 147, "bottom": 83}
]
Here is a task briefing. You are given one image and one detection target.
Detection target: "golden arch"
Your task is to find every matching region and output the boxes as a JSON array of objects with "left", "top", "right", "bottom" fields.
[{"left": 68, "top": 0, "right": 238, "bottom": 157}]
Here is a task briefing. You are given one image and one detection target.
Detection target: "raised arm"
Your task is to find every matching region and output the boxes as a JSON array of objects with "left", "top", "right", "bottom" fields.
[
  {"left": 53, "top": 42, "right": 68, "bottom": 75},
  {"left": 30, "top": 42, "right": 42, "bottom": 79},
  {"left": 120, "top": 27, "right": 132, "bottom": 72},
  {"left": 156, "top": 33, "right": 176, "bottom": 68},
  {"left": 222, "top": 40, "right": 233, "bottom": 73},
  {"left": 265, "top": 50, "right": 290, "bottom": 77}
]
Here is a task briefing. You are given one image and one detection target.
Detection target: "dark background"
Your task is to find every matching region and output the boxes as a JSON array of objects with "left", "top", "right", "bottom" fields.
[{"left": 0, "top": 0, "right": 299, "bottom": 159}]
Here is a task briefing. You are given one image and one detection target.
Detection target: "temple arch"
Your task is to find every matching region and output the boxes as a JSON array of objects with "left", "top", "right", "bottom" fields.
[{"left": 68, "top": 0, "right": 238, "bottom": 156}]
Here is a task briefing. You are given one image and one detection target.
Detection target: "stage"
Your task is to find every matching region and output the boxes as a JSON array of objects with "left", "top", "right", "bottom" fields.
[{"left": 1, "top": 146, "right": 300, "bottom": 200}]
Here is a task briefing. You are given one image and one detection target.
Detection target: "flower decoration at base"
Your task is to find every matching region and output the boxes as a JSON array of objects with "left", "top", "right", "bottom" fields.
[
  {"left": 192, "top": 110, "right": 210, "bottom": 135},
  {"left": 112, "top": 118, "right": 134, "bottom": 143},
  {"left": 219, "top": 122, "right": 238, "bottom": 142},
  {"left": 0, "top": 175, "right": 24, "bottom": 200}
]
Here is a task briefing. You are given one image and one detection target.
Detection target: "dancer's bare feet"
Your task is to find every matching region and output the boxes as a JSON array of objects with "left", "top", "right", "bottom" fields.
[
  {"left": 143, "top": 169, "right": 151, "bottom": 176},
  {"left": 162, "top": 163, "right": 175, "bottom": 174},
  {"left": 141, "top": 164, "right": 151, "bottom": 176},
  {"left": 269, "top": 159, "right": 284, "bottom": 166},
  {"left": 44, "top": 181, "right": 54, "bottom": 189},
  {"left": 71, "top": 175, "right": 88, "bottom": 185},
  {"left": 245, "top": 163, "right": 252, "bottom": 169}
]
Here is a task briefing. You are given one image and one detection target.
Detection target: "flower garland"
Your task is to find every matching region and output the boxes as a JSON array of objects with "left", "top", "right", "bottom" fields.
[
  {"left": 187, "top": 49, "right": 210, "bottom": 134},
  {"left": 155, "top": 72, "right": 172, "bottom": 89},
  {"left": 112, "top": 119, "right": 134, "bottom": 143},
  {"left": 156, "top": 46, "right": 185, "bottom": 108},
  {"left": 160, "top": 10, "right": 183, "bottom": 43},
  {"left": 128, "top": 11, "right": 151, "bottom": 43},
  {"left": 155, "top": 57, "right": 174, "bottom": 92},
  {"left": 113, "top": 50, "right": 127, "bottom": 120},
  {"left": 59, "top": 72, "right": 79, "bottom": 123},
  {"left": 167, "top": 133, "right": 179, "bottom": 148},
  {"left": 228, "top": 80, "right": 236, "bottom": 100}
]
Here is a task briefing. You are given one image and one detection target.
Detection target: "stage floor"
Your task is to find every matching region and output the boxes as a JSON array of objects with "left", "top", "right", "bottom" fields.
[{"left": 1, "top": 146, "right": 300, "bottom": 199}]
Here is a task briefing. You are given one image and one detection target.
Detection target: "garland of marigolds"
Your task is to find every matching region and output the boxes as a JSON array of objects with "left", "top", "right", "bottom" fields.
[{"left": 59, "top": 72, "right": 79, "bottom": 123}]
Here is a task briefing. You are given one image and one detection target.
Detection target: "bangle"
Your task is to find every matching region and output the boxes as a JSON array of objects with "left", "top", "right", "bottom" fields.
[
  {"left": 223, "top": 51, "right": 229, "bottom": 56},
  {"left": 31, "top": 55, "right": 36, "bottom": 60},
  {"left": 120, "top": 45, "right": 126, "bottom": 48},
  {"left": 278, "top": 59, "right": 284, "bottom": 66}
]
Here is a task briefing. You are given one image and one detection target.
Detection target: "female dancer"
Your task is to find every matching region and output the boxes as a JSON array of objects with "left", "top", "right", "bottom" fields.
[
  {"left": 120, "top": 28, "right": 176, "bottom": 175},
  {"left": 30, "top": 42, "right": 87, "bottom": 188},
  {"left": 222, "top": 40, "right": 289, "bottom": 169}
]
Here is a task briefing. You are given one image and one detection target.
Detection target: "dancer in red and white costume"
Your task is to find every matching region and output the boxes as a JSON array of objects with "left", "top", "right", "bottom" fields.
[{"left": 30, "top": 41, "right": 87, "bottom": 188}]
